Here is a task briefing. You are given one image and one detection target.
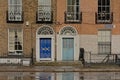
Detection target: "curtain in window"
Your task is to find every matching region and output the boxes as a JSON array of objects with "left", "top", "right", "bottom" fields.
[
  {"left": 9, "top": 28, "right": 23, "bottom": 55},
  {"left": 8, "top": 0, "right": 22, "bottom": 21},
  {"left": 38, "top": 0, "right": 51, "bottom": 21},
  {"left": 98, "top": 30, "right": 111, "bottom": 54},
  {"left": 97, "top": 0, "right": 111, "bottom": 22},
  {"left": 67, "top": 0, "right": 80, "bottom": 21},
  {"left": 67, "top": 0, "right": 79, "bottom": 13},
  {"left": 98, "top": 0, "right": 110, "bottom": 13}
]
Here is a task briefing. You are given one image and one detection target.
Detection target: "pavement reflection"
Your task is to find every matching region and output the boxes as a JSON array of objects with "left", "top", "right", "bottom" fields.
[{"left": 0, "top": 72, "right": 120, "bottom": 80}]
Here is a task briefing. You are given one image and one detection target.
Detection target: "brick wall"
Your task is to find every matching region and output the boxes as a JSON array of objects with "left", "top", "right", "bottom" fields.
[{"left": 0, "top": 0, "right": 120, "bottom": 58}]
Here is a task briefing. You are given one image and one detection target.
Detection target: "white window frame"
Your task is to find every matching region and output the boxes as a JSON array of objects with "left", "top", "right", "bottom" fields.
[
  {"left": 66, "top": 0, "right": 80, "bottom": 22},
  {"left": 8, "top": 28, "right": 23, "bottom": 55},
  {"left": 98, "top": 29, "right": 111, "bottom": 54},
  {"left": 38, "top": 0, "right": 52, "bottom": 21},
  {"left": 8, "top": 0, "right": 22, "bottom": 21},
  {"left": 97, "top": 0, "right": 111, "bottom": 22}
]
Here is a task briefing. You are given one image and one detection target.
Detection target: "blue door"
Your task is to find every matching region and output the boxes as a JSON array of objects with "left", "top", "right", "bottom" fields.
[
  {"left": 39, "top": 73, "right": 52, "bottom": 80},
  {"left": 62, "top": 38, "right": 74, "bottom": 61},
  {"left": 40, "top": 38, "right": 51, "bottom": 58}
]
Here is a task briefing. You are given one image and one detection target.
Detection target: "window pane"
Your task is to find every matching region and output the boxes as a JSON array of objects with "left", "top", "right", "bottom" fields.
[
  {"left": 40, "top": 7, "right": 51, "bottom": 11},
  {"left": 106, "top": 30, "right": 111, "bottom": 36},
  {"left": 17, "top": 0, "right": 22, "bottom": 5},
  {"left": 8, "top": 0, "right": 22, "bottom": 21},
  {"left": 98, "top": 30, "right": 111, "bottom": 54},
  {"left": 101, "top": 0, "right": 105, "bottom": 5},
  {"left": 67, "top": 0, "right": 73, "bottom": 5},
  {"left": 67, "top": 0, "right": 77, "bottom": 5},
  {"left": 67, "top": 6, "right": 74, "bottom": 12},
  {"left": 38, "top": 0, "right": 51, "bottom": 5},
  {"left": 106, "top": 0, "right": 110, "bottom": 5},
  {"left": 67, "top": 0, "right": 80, "bottom": 12},
  {"left": 101, "top": 7, "right": 106, "bottom": 12},
  {"left": 106, "top": 37, "right": 110, "bottom": 42},
  {"left": 9, "top": 28, "right": 23, "bottom": 55},
  {"left": 106, "top": 7, "right": 110, "bottom": 12},
  {"left": 76, "top": 0, "right": 79, "bottom": 5},
  {"left": 98, "top": 0, "right": 101, "bottom": 5},
  {"left": 98, "top": 0, "right": 110, "bottom": 17},
  {"left": 38, "top": 0, "right": 51, "bottom": 11},
  {"left": 98, "top": 7, "right": 102, "bottom": 12},
  {"left": 8, "top": 0, "right": 13, "bottom": 5},
  {"left": 76, "top": 6, "right": 79, "bottom": 13}
]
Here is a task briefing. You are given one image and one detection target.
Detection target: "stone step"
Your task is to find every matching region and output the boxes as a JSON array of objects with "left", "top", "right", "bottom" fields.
[{"left": 35, "top": 61, "right": 83, "bottom": 66}]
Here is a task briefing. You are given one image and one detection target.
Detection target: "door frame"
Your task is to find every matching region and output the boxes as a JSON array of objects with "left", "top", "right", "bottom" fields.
[
  {"left": 57, "top": 26, "right": 79, "bottom": 61},
  {"left": 36, "top": 26, "right": 55, "bottom": 62}
]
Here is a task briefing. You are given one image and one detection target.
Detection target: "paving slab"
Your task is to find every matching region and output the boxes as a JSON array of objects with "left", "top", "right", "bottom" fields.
[{"left": 0, "top": 65, "right": 119, "bottom": 72}]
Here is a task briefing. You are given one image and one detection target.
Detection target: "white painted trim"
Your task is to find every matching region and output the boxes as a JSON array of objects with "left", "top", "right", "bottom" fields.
[
  {"left": 59, "top": 25, "right": 78, "bottom": 35},
  {"left": 74, "top": 35, "right": 80, "bottom": 61},
  {"left": 8, "top": 28, "right": 23, "bottom": 55},
  {"left": 57, "top": 26, "right": 79, "bottom": 61},
  {"left": 66, "top": 0, "right": 80, "bottom": 20},
  {"left": 36, "top": 25, "right": 55, "bottom": 35},
  {"left": 66, "top": 0, "right": 80, "bottom": 12},
  {"left": 8, "top": 29, "right": 9, "bottom": 54},
  {"left": 36, "top": 37, "right": 40, "bottom": 62},
  {"left": 56, "top": 35, "right": 62, "bottom": 61},
  {"left": 36, "top": 26, "right": 55, "bottom": 62}
]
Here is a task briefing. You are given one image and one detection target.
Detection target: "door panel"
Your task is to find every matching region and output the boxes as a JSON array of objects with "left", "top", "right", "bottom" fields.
[
  {"left": 62, "top": 38, "right": 74, "bottom": 61},
  {"left": 40, "top": 38, "right": 51, "bottom": 58}
]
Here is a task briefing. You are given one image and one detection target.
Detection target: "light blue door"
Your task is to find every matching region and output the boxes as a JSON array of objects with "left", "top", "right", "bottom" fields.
[
  {"left": 40, "top": 38, "right": 51, "bottom": 58},
  {"left": 62, "top": 38, "right": 74, "bottom": 61}
]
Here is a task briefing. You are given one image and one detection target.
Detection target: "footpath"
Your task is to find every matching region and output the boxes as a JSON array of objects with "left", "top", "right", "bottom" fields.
[{"left": 0, "top": 64, "right": 120, "bottom": 72}]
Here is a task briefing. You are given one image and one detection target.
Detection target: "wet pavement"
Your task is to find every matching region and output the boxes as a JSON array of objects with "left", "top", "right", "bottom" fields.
[
  {"left": 0, "top": 64, "right": 119, "bottom": 80},
  {"left": 0, "top": 72, "right": 120, "bottom": 80}
]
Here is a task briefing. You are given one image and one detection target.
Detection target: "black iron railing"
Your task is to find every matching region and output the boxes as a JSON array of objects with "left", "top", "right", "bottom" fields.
[
  {"left": 85, "top": 52, "right": 120, "bottom": 65},
  {"left": 36, "top": 11, "right": 53, "bottom": 23},
  {"left": 95, "top": 12, "right": 113, "bottom": 24},
  {"left": 65, "top": 11, "right": 82, "bottom": 23},
  {"left": 6, "top": 11, "right": 24, "bottom": 23}
]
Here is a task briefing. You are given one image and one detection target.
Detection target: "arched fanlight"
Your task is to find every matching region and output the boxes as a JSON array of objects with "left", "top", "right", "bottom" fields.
[
  {"left": 60, "top": 26, "right": 77, "bottom": 35},
  {"left": 37, "top": 26, "right": 54, "bottom": 35}
]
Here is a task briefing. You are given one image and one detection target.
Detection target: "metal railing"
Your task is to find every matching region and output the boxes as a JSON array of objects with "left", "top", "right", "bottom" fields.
[
  {"left": 95, "top": 12, "right": 113, "bottom": 24},
  {"left": 6, "top": 11, "right": 24, "bottom": 23},
  {"left": 64, "top": 11, "right": 82, "bottom": 23},
  {"left": 36, "top": 11, "right": 53, "bottom": 23},
  {"left": 85, "top": 52, "right": 120, "bottom": 65}
]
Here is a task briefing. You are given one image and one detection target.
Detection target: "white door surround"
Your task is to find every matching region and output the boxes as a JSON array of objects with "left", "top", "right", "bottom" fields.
[
  {"left": 57, "top": 26, "right": 79, "bottom": 61},
  {"left": 36, "top": 25, "right": 55, "bottom": 62}
]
